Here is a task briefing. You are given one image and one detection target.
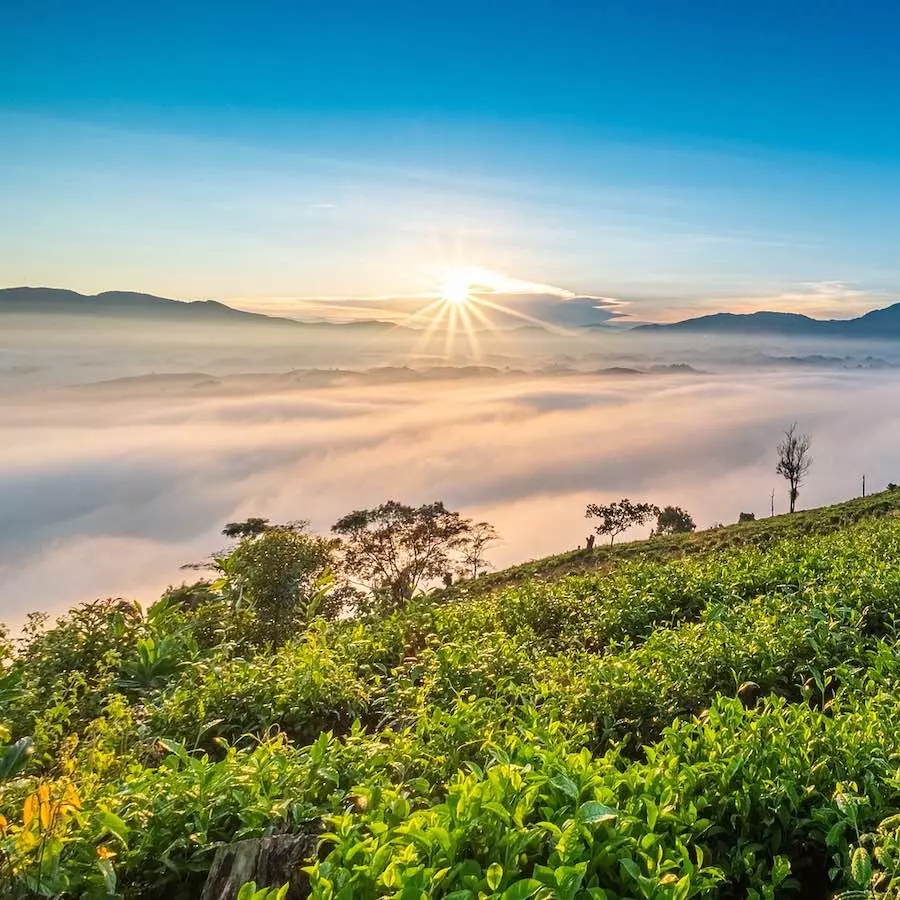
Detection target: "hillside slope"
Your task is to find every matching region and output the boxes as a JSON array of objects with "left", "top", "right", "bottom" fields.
[
  {"left": 462, "top": 488, "right": 900, "bottom": 594},
  {"left": 4, "top": 492, "right": 900, "bottom": 897}
]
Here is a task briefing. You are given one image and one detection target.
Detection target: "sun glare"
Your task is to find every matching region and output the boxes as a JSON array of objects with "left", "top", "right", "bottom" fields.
[
  {"left": 395, "top": 264, "right": 566, "bottom": 362},
  {"left": 440, "top": 275, "right": 471, "bottom": 306}
]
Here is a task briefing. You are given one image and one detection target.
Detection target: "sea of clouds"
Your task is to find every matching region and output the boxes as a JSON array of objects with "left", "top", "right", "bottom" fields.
[{"left": 3, "top": 359, "right": 899, "bottom": 628}]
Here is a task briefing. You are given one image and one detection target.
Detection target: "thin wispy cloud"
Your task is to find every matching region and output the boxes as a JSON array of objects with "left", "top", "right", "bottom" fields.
[{"left": 228, "top": 270, "right": 629, "bottom": 328}]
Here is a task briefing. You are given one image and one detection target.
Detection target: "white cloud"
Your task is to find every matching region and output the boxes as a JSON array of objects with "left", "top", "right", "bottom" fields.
[{"left": 2, "top": 367, "right": 898, "bottom": 628}]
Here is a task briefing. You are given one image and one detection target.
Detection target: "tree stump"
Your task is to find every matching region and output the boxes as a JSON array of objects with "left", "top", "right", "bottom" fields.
[{"left": 200, "top": 833, "right": 317, "bottom": 900}]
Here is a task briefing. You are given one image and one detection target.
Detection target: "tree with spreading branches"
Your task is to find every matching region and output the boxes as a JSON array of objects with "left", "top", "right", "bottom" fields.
[
  {"left": 585, "top": 498, "right": 659, "bottom": 546},
  {"left": 332, "top": 500, "right": 476, "bottom": 611},
  {"left": 458, "top": 521, "right": 500, "bottom": 580}
]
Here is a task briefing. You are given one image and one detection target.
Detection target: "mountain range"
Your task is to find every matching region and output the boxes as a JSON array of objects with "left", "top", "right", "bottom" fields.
[
  {"left": 6, "top": 286, "right": 900, "bottom": 340},
  {"left": 635, "top": 303, "right": 900, "bottom": 339},
  {"left": 0, "top": 287, "right": 394, "bottom": 330}
]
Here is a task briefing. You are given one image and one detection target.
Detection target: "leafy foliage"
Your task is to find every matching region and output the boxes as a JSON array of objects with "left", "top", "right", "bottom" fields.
[
  {"left": 214, "top": 526, "right": 343, "bottom": 642},
  {"left": 332, "top": 500, "right": 474, "bottom": 611},
  {"left": 6, "top": 493, "right": 900, "bottom": 898},
  {"left": 585, "top": 498, "right": 659, "bottom": 545},
  {"left": 655, "top": 505, "right": 696, "bottom": 535}
]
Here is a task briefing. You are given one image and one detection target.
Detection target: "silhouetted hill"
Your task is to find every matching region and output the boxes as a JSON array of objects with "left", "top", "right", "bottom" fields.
[
  {"left": 0, "top": 287, "right": 296, "bottom": 325},
  {"left": 635, "top": 303, "right": 900, "bottom": 339},
  {"left": 840, "top": 303, "right": 900, "bottom": 338},
  {"left": 0, "top": 287, "right": 402, "bottom": 331}
]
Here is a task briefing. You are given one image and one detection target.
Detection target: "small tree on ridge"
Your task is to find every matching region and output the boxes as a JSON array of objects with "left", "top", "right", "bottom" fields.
[
  {"left": 458, "top": 521, "right": 500, "bottom": 580},
  {"left": 585, "top": 498, "right": 658, "bottom": 546},
  {"left": 776, "top": 422, "right": 812, "bottom": 513},
  {"left": 655, "top": 505, "right": 696, "bottom": 535}
]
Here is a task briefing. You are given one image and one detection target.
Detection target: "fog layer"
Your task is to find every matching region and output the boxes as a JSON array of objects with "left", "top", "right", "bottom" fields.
[{"left": 3, "top": 353, "right": 900, "bottom": 626}]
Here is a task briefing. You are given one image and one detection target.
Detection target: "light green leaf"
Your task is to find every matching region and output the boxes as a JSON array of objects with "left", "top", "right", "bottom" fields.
[
  {"left": 771, "top": 855, "right": 791, "bottom": 887},
  {"left": 500, "top": 879, "right": 543, "bottom": 900},
  {"left": 577, "top": 801, "right": 618, "bottom": 826},
  {"left": 551, "top": 775, "right": 579, "bottom": 801},
  {"left": 850, "top": 847, "right": 872, "bottom": 887},
  {"left": 97, "top": 810, "right": 130, "bottom": 844}
]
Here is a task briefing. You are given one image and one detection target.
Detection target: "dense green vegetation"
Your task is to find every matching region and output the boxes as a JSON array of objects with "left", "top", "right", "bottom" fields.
[{"left": 4, "top": 492, "right": 900, "bottom": 898}]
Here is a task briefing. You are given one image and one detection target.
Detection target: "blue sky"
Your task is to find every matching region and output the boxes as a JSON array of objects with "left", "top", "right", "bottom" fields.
[{"left": 4, "top": 0, "right": 900, "bottom": 320}]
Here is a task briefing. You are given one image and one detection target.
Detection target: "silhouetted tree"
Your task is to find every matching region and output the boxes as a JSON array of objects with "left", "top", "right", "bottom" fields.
[
  {"left": 585, "top": 499, "right": 658, "bottom": 546},
  {"left": 458, "top": 521, "right": 500, "bottom": 580},
  {"left": 222, "top": 517, "right": 272, "bottom": 539},
  {"left": 332, "top": 500, "right": 474, "bottom": 611},
  {"left": 585, "top": 534, "right": 596, "bottom": 551},
  {"left": 776, "top": 423, "right": 812, "bottom": 513},
  {"left": 738, "top": 511, "right": 756, "bottom": 523},
  {"left": 655, "top": 505, "right": 696, "bottom": 535}
]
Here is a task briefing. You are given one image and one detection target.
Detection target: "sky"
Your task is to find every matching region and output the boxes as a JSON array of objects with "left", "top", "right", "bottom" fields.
[{"left": 5, "top": 1, "right": 900, "bottom": 320}]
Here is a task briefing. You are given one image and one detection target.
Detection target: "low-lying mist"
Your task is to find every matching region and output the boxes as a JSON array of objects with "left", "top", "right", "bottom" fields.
[{"left": 4, "top": 341, "right": 900, "bottom": 627}]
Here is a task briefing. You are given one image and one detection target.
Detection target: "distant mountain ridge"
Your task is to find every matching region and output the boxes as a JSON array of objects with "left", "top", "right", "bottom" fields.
[
  {"left": 0, "top": 287, "right": 300, "bottom": 325},
  {"left": 636, "top": 303, "right": 900, "bottom": 339},
  {"left": 0, "top": 287, "right": 397, "bottom": 330},
  {"left": 10, "top": 287, "right": 900, "bottom": 339}
]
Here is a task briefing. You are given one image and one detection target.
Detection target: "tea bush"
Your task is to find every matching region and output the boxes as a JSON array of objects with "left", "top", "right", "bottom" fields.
[{"left": 5, "top": 499, "right": 900, "bottom": 897}]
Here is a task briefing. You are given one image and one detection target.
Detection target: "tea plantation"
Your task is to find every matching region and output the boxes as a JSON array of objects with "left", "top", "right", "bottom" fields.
[{"left": 5, "top": 493, "right": 900, "bottom": 898}]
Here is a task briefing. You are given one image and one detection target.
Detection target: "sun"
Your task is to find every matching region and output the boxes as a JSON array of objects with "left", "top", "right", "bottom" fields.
[
  {"left": 400, "top": 264, "right": 566, "bottom": 362},
  {"left": 440, "top": 273, "right": 472, "bottom": 306}
]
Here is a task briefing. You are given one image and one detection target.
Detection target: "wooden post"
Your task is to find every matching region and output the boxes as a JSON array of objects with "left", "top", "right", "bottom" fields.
[{"left": 862, "top": 474, "right": 866, "bottom": 498}]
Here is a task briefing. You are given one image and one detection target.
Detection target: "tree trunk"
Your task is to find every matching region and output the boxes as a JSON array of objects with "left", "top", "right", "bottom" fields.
[{"left": 200, "top": 833, "right": 317, "bottom": 900}]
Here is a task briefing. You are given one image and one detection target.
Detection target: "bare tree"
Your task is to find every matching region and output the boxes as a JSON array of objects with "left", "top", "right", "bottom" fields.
[
  {"left": 776, "top": 423, "right": 812, "bottom": 513},
  {"left": 458, "top": 521, "right": 500, "bottom": 580}
]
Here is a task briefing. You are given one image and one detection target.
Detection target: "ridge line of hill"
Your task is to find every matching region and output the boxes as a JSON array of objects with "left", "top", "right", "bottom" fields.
[
  {"left": 634, "top": 302, "right": 900, "bottom": 338},
  {"left": 457, "top": 489, "right": 900, "bottom": 596}
]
